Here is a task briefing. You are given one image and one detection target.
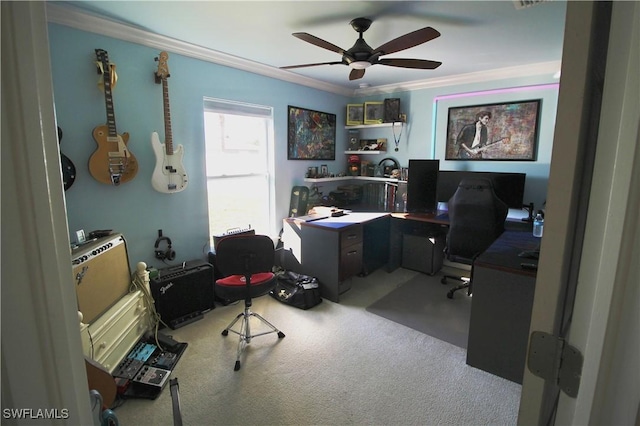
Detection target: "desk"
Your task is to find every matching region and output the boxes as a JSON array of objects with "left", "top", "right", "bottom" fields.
[
  {"left": 466, "top": 230, "right": 539, "bottom": 384},
  {"left": 284, "top": 210, "right": 538, "bottom": 383},
  {"left": 387, "top": 212, "right": 532, "bottom": 270},
  {"left": 388, "top": 213, "right": 538, "bottom": 383},
  {"left": 282, "top": 212, "right": 390, "bottom": 303}
]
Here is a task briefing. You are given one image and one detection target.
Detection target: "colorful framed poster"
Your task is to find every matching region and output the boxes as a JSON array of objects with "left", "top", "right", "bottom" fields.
[{"left": 287, "top": 106, "right": 336, "bottom": 160}]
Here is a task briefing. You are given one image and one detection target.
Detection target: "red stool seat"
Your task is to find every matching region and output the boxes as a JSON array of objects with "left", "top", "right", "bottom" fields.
[
  {"left": 215, "top": 272, "right": 275, "bottom": 300},
  {"left": 216, "top": 272, "right": 274, "bottom": 286}
]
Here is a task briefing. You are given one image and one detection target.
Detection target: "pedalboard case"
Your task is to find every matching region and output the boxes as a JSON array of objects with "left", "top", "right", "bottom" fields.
[
  {"left": 79, "top": 289, "right": 151, "bottom": 373},
  {"left": 112, "top": 336, "right": 188, "bottom": 400}
]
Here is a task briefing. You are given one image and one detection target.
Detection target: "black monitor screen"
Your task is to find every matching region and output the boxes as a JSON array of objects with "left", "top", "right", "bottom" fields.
[
  {"left": 406, "top": 159, "right": 440, "bottom": 213},
  {"left": 437, "top": 171, "right": 526, "bottom": 209}
]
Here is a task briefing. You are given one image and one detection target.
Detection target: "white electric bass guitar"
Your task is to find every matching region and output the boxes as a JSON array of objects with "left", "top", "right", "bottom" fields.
[{"left": 151, "top": 51, "right": 188, "bottom": 193}]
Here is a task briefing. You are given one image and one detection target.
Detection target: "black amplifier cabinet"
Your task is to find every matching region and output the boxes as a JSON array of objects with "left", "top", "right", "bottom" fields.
[{"left": 150, "top": 260, "right": 214, "bottom": 329}]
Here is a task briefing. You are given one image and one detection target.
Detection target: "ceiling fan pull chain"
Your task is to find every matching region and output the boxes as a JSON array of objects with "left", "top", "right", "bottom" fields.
[{"left": 393, "top": 122, "right": 403, "bottom": 152}]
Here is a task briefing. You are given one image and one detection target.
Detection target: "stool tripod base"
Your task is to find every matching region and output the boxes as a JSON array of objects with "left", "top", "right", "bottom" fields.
[{"left": 221, "top": 306, "right": 285, "bottom": 371}]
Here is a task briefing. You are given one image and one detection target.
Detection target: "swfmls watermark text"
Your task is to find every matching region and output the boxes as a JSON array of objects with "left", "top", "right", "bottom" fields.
[{"left": 3, "top": 408, "right": 69, "bottom": 420}]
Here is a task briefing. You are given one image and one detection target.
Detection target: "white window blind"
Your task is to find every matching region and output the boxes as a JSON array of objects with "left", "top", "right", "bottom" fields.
[{"left": 203, "top": 98, "right": 274, "bottom": 239}]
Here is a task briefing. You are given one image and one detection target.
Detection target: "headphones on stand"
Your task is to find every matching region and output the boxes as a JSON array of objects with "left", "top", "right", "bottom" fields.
[{"left": 154, "top": 230, "right": 176, "bottom": 261}]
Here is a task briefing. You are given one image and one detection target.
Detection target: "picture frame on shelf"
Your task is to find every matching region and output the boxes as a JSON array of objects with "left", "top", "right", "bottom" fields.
[
  {"left": 348, "top": 129, "right": 360, "bottom": 150},
  {"left": 445, "top": 99, "right": 541, "bottom": 161},
  {"left": 320, "top": 164, "right": 329, "bottom": 177},
  {"left": 383, "top": 98, "right": 401, "bottom": 122},
  {"left": 346, "top": 104, "right": 364, "bottom": 125},
  {"left": 288, "top": 106, "right": 336, "bottom": 160},
  {"left": 364, "top": 101, "right": 384, "bottom": 124}
]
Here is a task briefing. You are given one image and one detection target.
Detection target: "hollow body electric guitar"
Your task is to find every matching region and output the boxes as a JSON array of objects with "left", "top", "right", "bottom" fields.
[
  {"left": 89, "top": 49, "right": 138, "bottom": 186},
  {"left": 58, "top": 126, "right": 76, "bottom": 190},
  {"left": 151, "top": 51, "right": 188, "bottom": 193}
]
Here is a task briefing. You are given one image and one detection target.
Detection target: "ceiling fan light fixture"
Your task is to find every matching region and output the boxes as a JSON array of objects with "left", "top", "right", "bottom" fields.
[{"left": 350, "top": 61, "right": 371, "bottom": 70}]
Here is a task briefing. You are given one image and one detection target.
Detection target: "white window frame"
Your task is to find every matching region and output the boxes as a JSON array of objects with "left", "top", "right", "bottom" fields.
[{"left": 203, "top": 97, "right": 276, "bottom": 241}]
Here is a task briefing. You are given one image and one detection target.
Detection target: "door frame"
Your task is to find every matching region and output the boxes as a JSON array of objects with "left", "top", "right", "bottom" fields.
[
  {"left": 1, "top": 2, "right": 92, "bottom": 423},
  {"left": 519, "top": 1, "right": 640, "bottom": 424}
]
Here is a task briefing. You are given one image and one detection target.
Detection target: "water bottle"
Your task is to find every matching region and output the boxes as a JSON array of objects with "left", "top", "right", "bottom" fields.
[{"left": 533, "top": 213, "right": 544, "bottom": 237}]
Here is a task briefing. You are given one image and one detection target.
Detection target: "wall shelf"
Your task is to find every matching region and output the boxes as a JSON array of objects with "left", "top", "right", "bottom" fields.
[
  {"left": 344, "top": 150, "right": 385, "bottom": 155},
  {"left": 304, "top": 176, "right": 403, "bottom": 184},
  {"left": 345, "top": 122, "right": 404, "bottom": 130}
]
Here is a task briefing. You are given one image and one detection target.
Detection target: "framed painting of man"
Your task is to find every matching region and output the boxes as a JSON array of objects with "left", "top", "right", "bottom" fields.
[{"left": 445, "top": 99, "right": 541, "bottom": 161}]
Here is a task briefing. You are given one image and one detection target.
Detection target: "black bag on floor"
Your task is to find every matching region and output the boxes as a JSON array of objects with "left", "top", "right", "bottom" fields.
[{"left": 270, "top": 270, "right": 322, "bottom": 310}]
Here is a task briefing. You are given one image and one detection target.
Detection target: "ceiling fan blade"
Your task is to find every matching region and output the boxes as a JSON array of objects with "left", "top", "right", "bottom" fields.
[
  {"left": 349, "top": 68, "right": 366, "bottom": 81},
  {"left": 281, "top": 61, "right": 344, "bottom": 70},
  {"left": 378, "top": 58, "right": 442, "bottom": 70},
  {"left": 373, "top": 27, "right": 441, "bottom": 55},
  {"left": 292, "top": 32, "right": 346, "bottom": 55}
]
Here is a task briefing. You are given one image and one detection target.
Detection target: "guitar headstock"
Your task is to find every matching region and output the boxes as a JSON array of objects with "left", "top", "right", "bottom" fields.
[
  {"left": 95, "top": 49, "right": 109, "bottom": 74},
  {"left": 155, "top": 51, "right": 170, "bottom": 83},
  {"left": 95, "top": 49, "right": 117, "bottom": 90}
]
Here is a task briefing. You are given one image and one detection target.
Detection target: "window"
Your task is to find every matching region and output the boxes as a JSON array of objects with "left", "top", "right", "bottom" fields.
[{"left": 203, "top": 98, "right": 274, "bottom": 242}]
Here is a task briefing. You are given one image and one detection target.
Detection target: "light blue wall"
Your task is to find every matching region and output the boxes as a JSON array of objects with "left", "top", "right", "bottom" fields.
[
  {"left": 48, "top": 24, "right": 349, "bottom": 268},
  {"left": 48, "top": 23, "right": 557, "bottom": 268},
  {"left": 352, "top": 78, "right": 558, "bottom": 210}
]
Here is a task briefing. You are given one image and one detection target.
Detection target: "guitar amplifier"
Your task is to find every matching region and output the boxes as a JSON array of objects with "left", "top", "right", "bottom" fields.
[
  {"left": 212, "top": 226, "right": 254, "bottom": 251},
  {"left": 72, "top": 233, "right": 131, "bottom": 324},
  {"left": 150, "top": 260, "right": 214, "bottom": 329}
]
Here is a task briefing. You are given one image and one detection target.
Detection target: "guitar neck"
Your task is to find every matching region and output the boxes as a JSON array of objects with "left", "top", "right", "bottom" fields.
[
  {"left": 162, "top": 78, "right": 174, "bottom": 155},
  {"left": 102, "top": 67, "right": 118, "bottom": 139}
]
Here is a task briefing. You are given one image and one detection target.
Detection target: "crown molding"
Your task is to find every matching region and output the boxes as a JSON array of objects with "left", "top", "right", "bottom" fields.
[
  {"left": 46, "top": 3, "right": 560, "bottom": 99},
  {"left": 45, "top": 3, "right": 353, "bottom": 97},
  {"left": 354, "top": 61, "right": 562, "bottom": 96}
]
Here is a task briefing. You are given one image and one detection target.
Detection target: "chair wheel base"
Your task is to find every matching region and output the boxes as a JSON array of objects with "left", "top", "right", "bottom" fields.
[
  {"left": 277, "top": 331, "right": 285, "bottom": 338},
  {"left": 234, "top": 361, "right": 241, "bottom": 371},
  {"left": 221, "top": 329, "right": 229, "bottom": 336},
  {"left": 447, "top": 290, "right": 454, "bottom": 299},
  {"left": 441, "top": 277, "right": 448, "bottom": 285}
]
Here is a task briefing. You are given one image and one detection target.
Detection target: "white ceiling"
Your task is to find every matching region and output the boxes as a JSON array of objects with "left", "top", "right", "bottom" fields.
[{"left": 51, "top": 1, "right": 567, "bottom": 92}]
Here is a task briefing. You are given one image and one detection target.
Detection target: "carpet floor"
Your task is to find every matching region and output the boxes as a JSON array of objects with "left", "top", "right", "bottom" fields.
[
  {"left": 113, "top": 268, "right": 521, "bottom": 425},
  {"left": 366, "top": 272, "right": 472, "bottom": 348}
]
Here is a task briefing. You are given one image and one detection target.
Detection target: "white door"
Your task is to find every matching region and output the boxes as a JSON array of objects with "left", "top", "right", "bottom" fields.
[
  {"left": 518, "top": 1, "right": 640, "bottom": 424},
  {"left": 1, "top": 2, "right": 93, "bottom": 423}
]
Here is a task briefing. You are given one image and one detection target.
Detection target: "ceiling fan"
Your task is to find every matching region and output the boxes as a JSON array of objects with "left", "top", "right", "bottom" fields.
[{"left": 281, "top": 17, "right": 442, "bottom": 81}]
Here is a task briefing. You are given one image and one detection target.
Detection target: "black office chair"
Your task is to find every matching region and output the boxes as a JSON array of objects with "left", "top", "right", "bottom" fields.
[
  {"left": 441, "top": 178, "right": 508, "bottom": 299},
  {"left": 214, "top": 234, "right": 285, "bottom": 371}
]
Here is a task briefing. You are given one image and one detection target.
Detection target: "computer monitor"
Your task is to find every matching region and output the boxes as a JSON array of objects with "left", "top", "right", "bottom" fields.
[
  {"left": 437, "top": 170, "right": 526, "bottom": 209},
  {"left": 406, "top": 159, "right": 440, "bottom": 213}
]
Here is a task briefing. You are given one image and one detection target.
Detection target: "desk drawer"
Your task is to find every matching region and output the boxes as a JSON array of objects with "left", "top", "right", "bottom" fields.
[
  {"left": 340, "top": 242, "right": 363, "bottom": 281},
  {"left": 340, "top": 226, "right": 363, "bottom": 249}
]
